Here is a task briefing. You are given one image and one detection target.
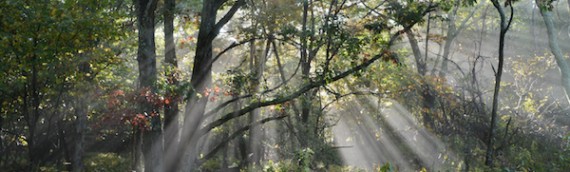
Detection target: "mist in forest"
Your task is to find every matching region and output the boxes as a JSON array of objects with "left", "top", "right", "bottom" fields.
[{"left": 1, "top": 0, "right": 570, "bottom": 171}]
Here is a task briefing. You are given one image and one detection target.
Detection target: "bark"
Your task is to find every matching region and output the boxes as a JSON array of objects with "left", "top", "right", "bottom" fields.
[
  {"left": 406, "top": 29, "right": 435, "bottom": 130},
  {"left": 406, "top": 30, "right": 426, "bottom": 75},
  {"left": 163, "top": 0, "right": 179, "bottom": 170},
  {"left": 431, "top": 19, "right": 446, "bottom": 75},
  {"left": 73, "top": 61, "right": 92, "bottom": 172},
  {"left": 439, "top": 0, "right": 481, "bottom": 77},
  {"left": 439, "top": 0, "right": 460, "bottom": 77},
  {"left": 424, "top": 12, "right": 431, "bottom": 68},
  {"left": 299, "top": 0, "right": 315, "bottom": 148},
  {"left": 135, "top": 1, "right": 158, "bottom": 90},
  {"left": 27, "top": 53, "right": 40, "bottom": 171},
  {"left": 247, "top": 36, "right": 270, "bottom": 165},
  {"left": 164, "top": 0, "right": 245, "bottom": 170},
  {"left": 247, "top": 36, "right": 258, "bottom": 166},
  {"left": 538, "top": 3, "right": 570, "bottom": 106},
  {"left": 163, "top": 0, "right": 178, "bottom": 120},
  {"left": 134, "top": 0, "right": 159, "bottom": 171},
  {"left": 199, "top": 115, "right": 287, "bottom": 165},
  {"left": 73, "top": 101, "right": 86, "bottom": 171},
  {"left": 486, "top": 0, "right": 513, "bottom": 167}
]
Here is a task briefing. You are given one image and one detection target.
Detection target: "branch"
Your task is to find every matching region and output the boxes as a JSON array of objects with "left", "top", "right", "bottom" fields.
[
  {"left": 212, "top": 36, "right": 265, "bottom": 63},
  {"left": 454, "top": 2, "right": 485, "bottom": 37},
  {"left": 197, "top": 115, "right": 288, "bottom": 164},
  {"left": 204, "top": 54, "right": 302, "bottom": 117},
  {"left": 209, "top": 0, "right": 246, "bottom": 39},
  {"left": 199, "top": 23, "right": 416, "bottom": 136}
]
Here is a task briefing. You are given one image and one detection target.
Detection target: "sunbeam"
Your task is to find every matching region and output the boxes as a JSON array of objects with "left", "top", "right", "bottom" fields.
[{"left": 333, "top": 96, "right": 459, "bottom": 171}]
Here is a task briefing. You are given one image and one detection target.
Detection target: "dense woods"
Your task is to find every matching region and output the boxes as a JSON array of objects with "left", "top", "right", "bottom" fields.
[{"left": 1, "top": 0, "right": 570, "bottom": 171}]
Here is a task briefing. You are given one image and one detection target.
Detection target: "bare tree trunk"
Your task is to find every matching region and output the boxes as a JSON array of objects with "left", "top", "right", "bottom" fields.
[
  {"left": 406, "top": 29, "right": 436, "bottom": 130},
  {"left": 299, "top": 0, "right": 315, "bottom": 149},
  {"left": 538, "top": 2, "right": 570, "bottom": 106},
  {"left": 165, "top": 0, "right": 245, "bottom": 170},
  {"left": 486, "top": 0, "right": 513, "bottom": 167},
  {"left": 27, "top": 52, "right": 40, "bottom": 171},
  {"left": 162, "top": 0, "right": 178, "bottom": 170},
  {"left": 134, "top": 0, "right": 158, "bottom": 171},
  {"left": 439, "top": 0, "right": 481, "bottom": 77},
  {"left": 431, "top": 20, "right": 445, "bottom": 75},
  {"left": 73, "top": 99, "right": 86, "bottom": 172},
  {"left": 424, "top": 11, "right": 431, "bottom": 68},
  {"left": 406, "top": 30, "right": 426, "bottom": 75},
  {"left": 73, "top": 60, "right": 92, "bottom": 172},
  {"left": 439, "top": 0, "right": 460, "bottom": 77}
]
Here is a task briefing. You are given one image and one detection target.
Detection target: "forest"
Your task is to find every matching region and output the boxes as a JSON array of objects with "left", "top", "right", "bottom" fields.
[{"left": 1, "top": 0, "right": 570, "bottom": 171}]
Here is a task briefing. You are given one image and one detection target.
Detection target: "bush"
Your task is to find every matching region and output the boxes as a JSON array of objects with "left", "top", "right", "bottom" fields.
[{"left": 84, "top": 153, "right": 130, "bottom": 172}]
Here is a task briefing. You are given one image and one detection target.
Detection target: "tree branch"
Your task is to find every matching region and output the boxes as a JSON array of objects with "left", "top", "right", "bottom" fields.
[
  {"left": 197, "top": 115, "right": 288, "bottom": 164},
  {"left": 209, "top": 0, "right": 246, "bottom": 39},
  {"left": 199, "top": 23, "right": 417, "bottom": 136}
]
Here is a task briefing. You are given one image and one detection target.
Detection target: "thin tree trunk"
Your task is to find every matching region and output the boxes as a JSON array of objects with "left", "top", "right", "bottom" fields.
[
  {"left": 406, "top": 29, "right": 435, "bottom": 130},
  {"left": 299, "top": 0, "right": 314, "bottom": 148},
  {"left": 247, "top": 29, "right": 259, "bottom": 166},
  {"left": 247, "top": 38, "right": 271, "bottom": 166},
  {"left": 73, "top": 89, "right": 86, "bottom": 172},
  {"left": 73, "top": 60, "right": 92, "bottom": 172},
  {"left": 439, "top": 0, "right": 460, "bottom": 77},
  {"left": 406, "top": 30, "right": 426, "bottom": 75},
  {"left": 431, "top": 20, "right": 445, "bottom": 75},
  {"left": 27, "top": 50, "right": 41, "bottom": 170},
  {"left": 486, "top": 0, "right": 513, "bottom": 167},
  {"left": 538, "top": 2, "right": 570, "bottom": 106},
  {"left": 163, "top": 0, "right": 178, "bottom": 170},
  {"left": 439, "top": 0, "right": 481, "bottom": 77},
  {"left": 424, "top": 11, "right": 431, "bottom": 69}
]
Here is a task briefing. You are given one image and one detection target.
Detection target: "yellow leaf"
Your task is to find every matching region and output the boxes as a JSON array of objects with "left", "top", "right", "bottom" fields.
[{"left": 18, "top": 135, "right": 28, "bottom": 146}]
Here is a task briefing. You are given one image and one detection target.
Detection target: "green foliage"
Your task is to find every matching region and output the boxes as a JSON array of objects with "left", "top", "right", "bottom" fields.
[
  {"left": 84, "top": 153, "right": 130, "bottom": 172},
  {"left": 263, "top": 160, "right": 295, "bottom": 172},
  {"left": 377, "top": 163, "right": 394, "bottom": 172},
  {"left": 386, "top": 0, "right": 433, "bottom": 26},
  {"left": 296, "top": 148, "right": 314, "bottom": 172},
  {"left": 201, "top": 156, "right": 223, "bottom": 172},
  {"left": 0, "top": 0, "right": 132, "bottom": 169}
]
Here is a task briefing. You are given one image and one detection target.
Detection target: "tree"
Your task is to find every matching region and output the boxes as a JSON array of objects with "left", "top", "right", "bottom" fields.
[
  {"left": 163, "top": 0, "right": 246, "bottom": 170},
  {"left": 193, "top": 0, "right": 435, "bottom": 166},
  {"left": 0, "top": 0, "right": 126, "bottom": 170},
  {"left": 486, "top": 0, "right": 514, "bottom": 167},
  {"left": 439, "top": 0, "right": 481, "bottom": 77},
  {"left": 536, "top": 0, "right": 570, "bottom": 106},
  {"left": 133, "top": 0, "right": 159, "bottom": 171},
  {"left": 162, "top": 0, "right": 180, "bottom": 170}
]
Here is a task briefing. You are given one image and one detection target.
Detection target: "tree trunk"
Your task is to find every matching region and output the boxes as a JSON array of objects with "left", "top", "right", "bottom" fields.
[
  {"left": 406, "top": 30, "right": 426, "bottom": 75},
  {"left": 538, "top": 3, "right": 570, "bottom": 106},
  {"left": 439, "top": 0, "right": 459, "bottom": 77},
  {"left": 439, "top": 0, "right": 481, "bottom": 77},
  {"left": 163, "top": 0, "right": 179, "bottom": 170},
  {"left": 248, "top": 38, "right": 271, "bottom": 166},
  {"left": 406, "top": 29, "right": 435, "bottom": 130},
  {"left": 165, "top": 0, "right": 245, "bottom": 170},
  {"left": 73, "top": 61, "right": 92, "bottom": 172},
  {"left": 424, "top": 11, "right": 431, "bottom": 69},
  {"left": 486, "top": 0, "right": 513, "bottom": 167},
  {"left": 27, "top": 54, "right": 40, "bottom": 171},
  {"left": 299, "top": 0, "right": 315, "bottom": 148},
  {"left": 134, "top": 0, "right": 158, "bottom": 171}
]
